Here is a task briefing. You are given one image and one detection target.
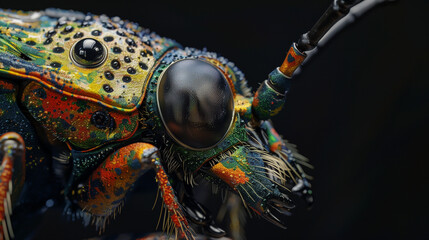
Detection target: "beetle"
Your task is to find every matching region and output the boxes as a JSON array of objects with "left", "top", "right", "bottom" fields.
[{"left": 0, "top": 1, "right": 389, "bottom": 239}]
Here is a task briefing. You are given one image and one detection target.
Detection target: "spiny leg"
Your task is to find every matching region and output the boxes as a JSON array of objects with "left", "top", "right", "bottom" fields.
[
  {"left": 260, "top": 121, "right": 313, "bottom": 207},
  {"left": 205, "top": 146, "right": 295, "bottom": 229},
  {"left": 72, "top": 142, "right": 193, "bottom": 239},
  {"left": 0, "top": 132, "right": 26, "bottom": 240}
]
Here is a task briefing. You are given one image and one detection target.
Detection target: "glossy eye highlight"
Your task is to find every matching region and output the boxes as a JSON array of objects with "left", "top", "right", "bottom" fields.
[
  {"left": 71, "top": 38, "right": 107, "bottom": 68},
  {"left": 157, "top": 59, "right": 235, "bottom": 150}
]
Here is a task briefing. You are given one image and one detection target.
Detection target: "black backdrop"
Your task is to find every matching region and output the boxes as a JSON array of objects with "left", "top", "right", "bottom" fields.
[{"left": 3, "top": 0, "right": 428, "bottom": 239}]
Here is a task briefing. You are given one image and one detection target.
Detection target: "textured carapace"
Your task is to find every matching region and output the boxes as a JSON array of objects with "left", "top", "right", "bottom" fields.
[{"left": 0, "top": 0, "right": 381, "bottom": 238}]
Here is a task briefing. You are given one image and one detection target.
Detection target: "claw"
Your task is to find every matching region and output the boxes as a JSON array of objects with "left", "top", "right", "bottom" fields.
[
  {"left": 203, "top": 220, "right": 226, "bottom": 238},
  {"left": 292, "top": 179, "right": 314, "bottom": 208},
  {"left": 182, "top": 194, "right": 208, "bottom": 226},
  {"left": 181, "top": 193, "right": 226, "bottom": 238},
  {"left": 268, "top": 194, "right": 295, "bottom": 210},
  {"left": 267, "top": 196, "right": 294, "bottom": 216},
  {"left": 262, "top": 208, "right": 287, "bottom": 229}
]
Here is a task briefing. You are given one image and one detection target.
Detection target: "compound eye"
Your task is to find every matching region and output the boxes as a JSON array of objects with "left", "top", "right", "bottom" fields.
[
  {"left": 91, "top": 111, "right": 115, "bottom": 130},
  {"left": 71, "top": 38, "right": 107, "bottom": 68},
  {"left": 157, "top": 59, "right": 235, "bottom": 150}
]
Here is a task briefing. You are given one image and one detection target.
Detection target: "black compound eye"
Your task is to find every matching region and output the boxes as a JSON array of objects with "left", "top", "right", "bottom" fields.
[
  {"left": 90, "top": 111, "right": 115, "bottom": 130},
  {"left": 71, "top": 38, "right": 107, "bottom": 68},
  {"left": 157, "top": 59, "right": 235, "bottom": 150}
]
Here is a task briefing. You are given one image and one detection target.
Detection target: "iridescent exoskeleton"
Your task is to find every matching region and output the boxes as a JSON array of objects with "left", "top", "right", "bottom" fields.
[{"left": 0, "top": 1, "right": 387, "bottom": 239}]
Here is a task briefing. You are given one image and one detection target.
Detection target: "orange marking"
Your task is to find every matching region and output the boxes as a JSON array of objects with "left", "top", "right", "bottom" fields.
[
  {"left": 154, "top": 162, "right": 190, "bottom": 238},
  {"left": 279, "top": 45, "right": 306, "bottom": 77},
  {"left": 211, "top": 163, "right": 249, "bottom": 188}
]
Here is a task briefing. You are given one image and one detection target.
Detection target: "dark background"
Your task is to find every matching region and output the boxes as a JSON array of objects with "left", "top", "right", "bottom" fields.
[{"left": 3, "top": 0, "right": 428, "bottom": 239}]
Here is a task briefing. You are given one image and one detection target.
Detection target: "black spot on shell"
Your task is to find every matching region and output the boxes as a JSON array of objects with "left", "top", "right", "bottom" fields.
[
  {"left": 111, "top": 60, "right": 120, "bottom": 69},
  {"left": 104, "top": 36, "right": 114, "bottom": 42},
  {"left": 124, "top": 56, "right": 131, "bottom": 63},
  {"left": 62, "top": 25, "right": 74, "bottom": 34},
  {"left": 126, "top": 46, "right": 135, "bottom": 53},
  {"left": 127, "top": 67, "right": 136, "bottom": 74},
  {"left": 126, "top": 38, "right": 136, "bottom": 47},
  {"left": 81, "top": 22, "right": 92, "bottom": 27},
  {"left": 113, "top": 47, "right": 122, "bottom": 54},
  {"left": 26, "top": 40, "right": 36, "bottom": 46},
  {"left": 91, "top": 30, "right": 102, "bottom": 36},
  {"left": 43, "top": 38, "right": 53, "bottom": 45},
  {"left": 46, "top": 30, "right": 57, "bottom": 38},
  {"left": 140, "top": 50, "right": 153, "bottom": 57},
  {"left": 50, "top": 62, "right": 62, "bottom": 68},
  {"left": 103, "top": 23, "right": 115, "bottom": 30},
  {"left": 103, "top": 84, "right": 114, "bottom": 93},
  {"left": 127, "top": 29, "right": 136, "bottom": 36},
  {"left": 53, "top": 47, "right": 65, "bottom": 53},
  {"left": 139, "top": 62, "right": 148, "bottom": 70},
  {"left": 55, "top": 21, "right": 67, "bottom": 28},
  {"left": 73, "top": 32, "right": 84, "bottom": 39},
  {"left": 104, "top": 71, "right": 114, "bottom": 80},
  {"left": 141, "top": 36, "right": 151, "bottom": 46},
  {"left": 116, "top": 30, "right": 126, "bottom": 37},
  {"left": 122, "top": 76, "right": 131, "bottom": 83}
]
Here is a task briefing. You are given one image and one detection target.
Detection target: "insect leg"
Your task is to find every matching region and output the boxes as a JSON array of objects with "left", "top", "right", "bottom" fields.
[
  {"left": 260, "top": 121, "right": 314, "bottom": 207},
  {"left": 72, "top": 142, "right": 193, "bottom": 239},
  {"left": 0, "top": 132, "right": 26, "bottom": 240},
  {"left": 178, "top": 183, "right": 226, "bottom": 238}
]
